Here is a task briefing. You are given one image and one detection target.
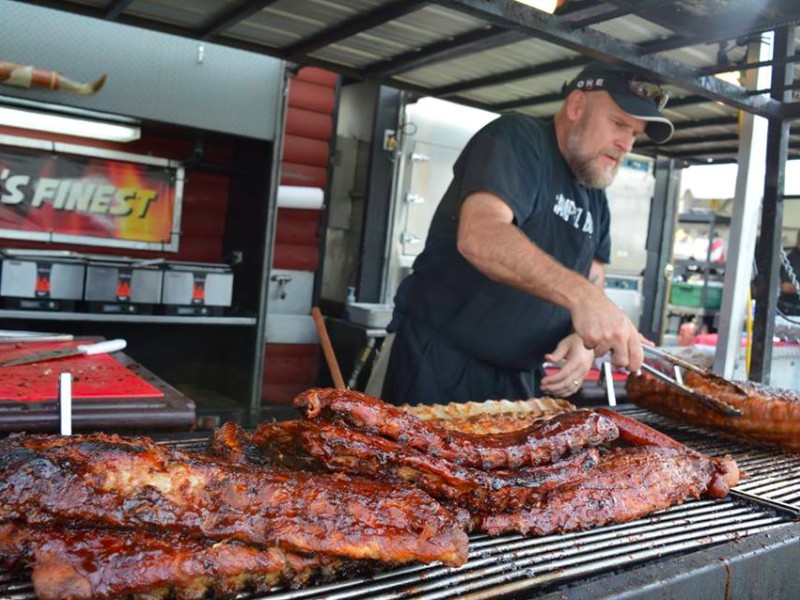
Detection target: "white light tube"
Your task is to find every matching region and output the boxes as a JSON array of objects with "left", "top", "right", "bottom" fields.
[{"left": 0, "top": 106, "right": 141, "bottom": 142}]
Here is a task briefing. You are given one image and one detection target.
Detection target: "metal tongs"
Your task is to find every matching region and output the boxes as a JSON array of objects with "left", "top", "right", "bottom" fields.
[{"left": 639, "top": 346, "right": 744, "bottom": 417}]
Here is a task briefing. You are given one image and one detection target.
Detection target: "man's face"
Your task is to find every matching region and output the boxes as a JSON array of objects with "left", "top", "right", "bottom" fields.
[{"left": 563, "top": 91, "right": 646, "bottom": 189}]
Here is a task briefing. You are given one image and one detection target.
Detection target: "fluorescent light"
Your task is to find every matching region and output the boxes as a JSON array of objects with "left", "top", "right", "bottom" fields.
[
  {"left": 0, "top": 106, "right": 140, "bottom": 142},
  {"left": 513, "top": 0, "right": 564, "bottom": 13}
]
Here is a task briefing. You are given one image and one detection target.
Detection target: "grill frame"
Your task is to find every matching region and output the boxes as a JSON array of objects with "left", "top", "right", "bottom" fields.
[{"left": 2, "top": 405, "right": 800, "bottom": 600}]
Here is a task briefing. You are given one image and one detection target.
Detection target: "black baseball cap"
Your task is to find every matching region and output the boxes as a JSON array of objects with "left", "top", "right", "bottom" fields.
[{"left": 564, "top": 62, "right": 674, "bottom": 144}]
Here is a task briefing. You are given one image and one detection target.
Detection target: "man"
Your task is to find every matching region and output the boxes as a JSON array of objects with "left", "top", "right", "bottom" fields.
[
  {"left": 778, "top": 230, "right": 800, "bottom": 316},
  {"left": 381, "top": 61, "right": 674, "bottom": 405}
]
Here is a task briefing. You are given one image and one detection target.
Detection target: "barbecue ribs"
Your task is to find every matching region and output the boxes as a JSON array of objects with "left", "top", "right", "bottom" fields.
[
  {"left": 628, "top": 370, "right": 800, "bottom": 451},
  {"left": 476, "top": 446, "right": 723, "bottom": 536},
  {"left": 0, "top": 432, "right": 469, "bottom": 567},
  {"left": 294, "top": 388, "right": 618, "bottom": 469},
  {"left": 0, "top": 522, "right": 366, "bottom": 600},
  {"left": 298, "top": 420, "right": 601, "bottom": 513},
  {"left": 402, "top": 397, "right": 575, "bottom": 434}
]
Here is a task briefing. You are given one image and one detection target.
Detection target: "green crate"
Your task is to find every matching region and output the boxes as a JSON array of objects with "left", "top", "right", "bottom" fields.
[{"left": 670, "top": 282, "right": 723, "bottom": 309}]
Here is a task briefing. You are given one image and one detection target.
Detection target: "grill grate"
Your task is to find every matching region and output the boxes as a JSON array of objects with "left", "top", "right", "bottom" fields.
[{"left": 2, "top": 407, "right": 800, "bottom": 600}]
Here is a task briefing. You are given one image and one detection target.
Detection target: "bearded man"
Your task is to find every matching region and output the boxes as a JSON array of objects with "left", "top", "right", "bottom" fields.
[{"left": 380, "top": 62, "right": 673, "bottom": 405}]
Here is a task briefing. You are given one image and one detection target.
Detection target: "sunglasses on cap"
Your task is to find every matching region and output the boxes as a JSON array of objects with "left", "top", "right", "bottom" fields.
[{"left": 627, "top": 76, "right": 670, "bottom": 110}]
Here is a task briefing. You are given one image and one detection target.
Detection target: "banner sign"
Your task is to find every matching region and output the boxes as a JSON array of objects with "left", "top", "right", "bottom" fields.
[{"left": 0, "top": 136, "right": 183, "bottom": 251}]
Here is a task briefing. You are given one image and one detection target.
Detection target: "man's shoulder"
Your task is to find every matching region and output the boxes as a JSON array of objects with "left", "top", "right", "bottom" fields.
[{"left": 487, "top": 113, "right": 547, "bottom": 133}]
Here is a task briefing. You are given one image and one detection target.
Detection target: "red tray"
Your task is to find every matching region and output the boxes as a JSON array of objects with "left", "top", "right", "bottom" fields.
[{"left": 0, "top": 341, "right": 164, "bottom": 402}]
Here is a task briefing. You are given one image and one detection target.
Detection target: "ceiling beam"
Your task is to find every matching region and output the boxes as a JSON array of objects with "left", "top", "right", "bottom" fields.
[
  {"left": 638, "top": 133, "right": 740, "bottom": 150},
  {"left": 672, "top": 117, "right": 738, "bottom": 131},
  {"left": 667, "top": 140, "right": 800, "bottom": 158},
  {"left": 697, "top": 52, "right": 800, "bottom": 77},
  {"left": 434, "top": 55, "right": 591, "bottom": 98},
  {"left": 568, "top": 0, "right": 678, "bottom": 30},
  {"left": 434, "top": 0, "right": 784, "bottom": 118},
  {"left": 490, "top": 91, "right": 563, "bottom": 112},
  {"left": 105, "top": 0, "right": 133, "bottom": 20},
  {"left": 639, "top": 13, "right": 800, "bottom": 57},
  {"left": 282, "top": 0, "right": 428, "bottom": 62},
  {"left": 198, "top": 0, "right": 281, "bottom": 39},
  {"left": 363, "top": 26, "right": 525, "bottom": 79},
  {"left": 783, "top": 101, "right": 800, "bottom": 119}
]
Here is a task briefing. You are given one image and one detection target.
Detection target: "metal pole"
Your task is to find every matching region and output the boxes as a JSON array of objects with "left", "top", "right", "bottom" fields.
[
  {"left": 713, "top": 38, "right": 770, "bottom": 378},
  {"left": 714, "top": 39, "right": 770, "bottom": 378},
  {"left": 357, "top": 86, "right": 403, "bottom": 302},
  {"left": 751, "top": 25, "right": 795, "bottom": 383},
  {"left": 641, "top": 158, "right": 678, "bottom": 342}
]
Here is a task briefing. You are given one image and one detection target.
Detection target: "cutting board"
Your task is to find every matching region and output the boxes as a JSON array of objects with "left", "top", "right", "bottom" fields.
[{"left": 0, "top": 341, "right": 164, "bottom": 402}]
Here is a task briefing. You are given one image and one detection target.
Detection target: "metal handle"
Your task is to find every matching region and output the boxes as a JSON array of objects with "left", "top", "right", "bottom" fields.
[
  {"left": 643, "top": 345, "right": 705, "bottom": 374},
  {"left": 639, "top": 362, "right": 742, "bottom": 417},
  {"left": 76, "top": 339, "right": 127, "bottom": 356}
]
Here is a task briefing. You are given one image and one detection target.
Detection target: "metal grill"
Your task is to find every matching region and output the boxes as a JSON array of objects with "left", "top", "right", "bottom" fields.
[{"left": 2, "top": 407, "right": 800, "bottom": 600}]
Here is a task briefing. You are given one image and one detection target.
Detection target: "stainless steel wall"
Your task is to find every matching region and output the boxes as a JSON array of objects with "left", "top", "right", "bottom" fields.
[{"left": 0, "top": 0, "right": 283, "bottom": 140}]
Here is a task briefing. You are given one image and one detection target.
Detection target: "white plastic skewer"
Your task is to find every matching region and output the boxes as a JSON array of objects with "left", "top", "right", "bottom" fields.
[
  {"left": 58, "top": 372, "right": 72, "bottom": 436},
  {"left": 603, "top": 362, "right": 617, "bottom": 407}
]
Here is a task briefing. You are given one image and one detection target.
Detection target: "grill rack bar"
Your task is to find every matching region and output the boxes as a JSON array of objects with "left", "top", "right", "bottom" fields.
[{"left": 3, "top": 406, "right": 800, "bottom": 600}]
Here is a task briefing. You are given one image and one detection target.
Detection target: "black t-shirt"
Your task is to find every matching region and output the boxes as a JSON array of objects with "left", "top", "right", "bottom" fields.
[
  {"left": 391, "top": 114, "right": 611, "bottom": 370},
  {"left": 779, "top": 247, "right": 800, "bottom": 314}
]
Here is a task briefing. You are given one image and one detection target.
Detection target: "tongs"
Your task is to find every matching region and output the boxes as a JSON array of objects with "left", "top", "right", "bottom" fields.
[{"left": 639, "top": 346, "right": 744, "bottom": 417}]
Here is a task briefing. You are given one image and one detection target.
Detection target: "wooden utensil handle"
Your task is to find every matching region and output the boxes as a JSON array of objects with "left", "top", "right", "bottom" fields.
[{"left": 311, "top": 307, "right": 346, "bottom": 389}]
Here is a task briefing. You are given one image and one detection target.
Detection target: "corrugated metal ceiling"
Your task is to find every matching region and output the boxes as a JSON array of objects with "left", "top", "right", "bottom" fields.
[{"left": 14, "top": 0, "right": 800, "bottom": 164}]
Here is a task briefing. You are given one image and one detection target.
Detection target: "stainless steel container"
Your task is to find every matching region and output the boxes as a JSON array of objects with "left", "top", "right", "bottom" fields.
[
  {"left": 0, "top": 249, "right": 85, "bottom": 309},
  {"left": 84, "top": 257, "right": 163, "bottom": 313},
  {"left": 161, "top": 261, "right": 233, "bottom": 315}
]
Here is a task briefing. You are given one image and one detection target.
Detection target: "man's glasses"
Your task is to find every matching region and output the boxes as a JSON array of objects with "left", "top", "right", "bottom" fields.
[{"left": 628, "top": 77, "right": 669, "bottom": 110}]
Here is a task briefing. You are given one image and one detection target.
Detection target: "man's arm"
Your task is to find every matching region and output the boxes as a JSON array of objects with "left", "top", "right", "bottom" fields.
[{"left": 457, "top": 192, "right": 643, "bottom": 370}]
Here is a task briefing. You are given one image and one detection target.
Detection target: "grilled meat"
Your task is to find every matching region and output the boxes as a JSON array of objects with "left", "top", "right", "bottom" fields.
[
  {"left": 421, "top": 413, "right": 569, "bottom": 435},
  {"left": 476, "top": 446, "right": 723, "bottom": 536},
  {"left": 627, "top": 371, "right": 800, "bottom": 451},
  {"left": 0, "top": 522, "right": 363, "bottom": 600},
  {"left": 299, "top": 420, "right": 600, "bottom": 513},
  {"left": 596, "top": 408, "right": 740, "bottom": 495},
  {"left": 295, "top": 388, "right": 618, "bottom": 469},
  {"left": 209, "top": 421, "right": 324, "bottom": 471},
  {"left": 253, "top": 420, "right": 327, "bottom": 471},
  {"left": 0, "top": 433, "right": 469, "bottom": 567},
  {"left": 208, "top": 421, "right": 259, "bottom": 465},
  {"left": 403, "top": 397, "right": 575, "bottom": 434}
]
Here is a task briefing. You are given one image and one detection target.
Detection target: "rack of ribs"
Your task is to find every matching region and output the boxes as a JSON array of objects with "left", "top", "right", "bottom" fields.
[
  {"left": 294, "top": 388, "right": 618, "bottom": 469},
  {"left": 0, "top": 432, "right": 469, "bottom": 567},
  {"left": 0, "top": 522, "right": 365, "bottom": 600},
  {"left": 476, "top": 445, "right": 725, "bottom": 536},
  {"left": 297, "top": 420, "right": 601, "bottom": 513},
  {"left": 627, "top": 370, "right": 800, "bottom": 451}
]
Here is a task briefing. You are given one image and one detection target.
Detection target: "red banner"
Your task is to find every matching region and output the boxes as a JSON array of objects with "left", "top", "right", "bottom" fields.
[{"left": 0, "top": 142, "right": 179, "bottom": 248}]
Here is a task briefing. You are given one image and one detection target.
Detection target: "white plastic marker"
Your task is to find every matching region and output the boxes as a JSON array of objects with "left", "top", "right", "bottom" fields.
[
  {"left": 58, "top": 372, "right": 72, "bottom": 436},
  {"left": 603, "top": 362, "right": 617, "bottom": 407}
]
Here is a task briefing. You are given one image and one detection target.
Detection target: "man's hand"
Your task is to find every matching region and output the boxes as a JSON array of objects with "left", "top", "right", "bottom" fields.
[
  {"left": 540, "top": 333, "right": 595, "bottom": 398},
  {"left": 569, "top": 287, "right": 644, "bottom": 371}
]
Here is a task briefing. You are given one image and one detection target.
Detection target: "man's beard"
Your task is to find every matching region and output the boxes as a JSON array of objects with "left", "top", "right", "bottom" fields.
[{"left": 563, "top": 117, "right": 621, "bottom": 189}]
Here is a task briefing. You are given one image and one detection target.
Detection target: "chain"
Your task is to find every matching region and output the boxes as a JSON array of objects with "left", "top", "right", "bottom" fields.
[{"left": 780, "top": 248, "right": 800, "bottom": 303}]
